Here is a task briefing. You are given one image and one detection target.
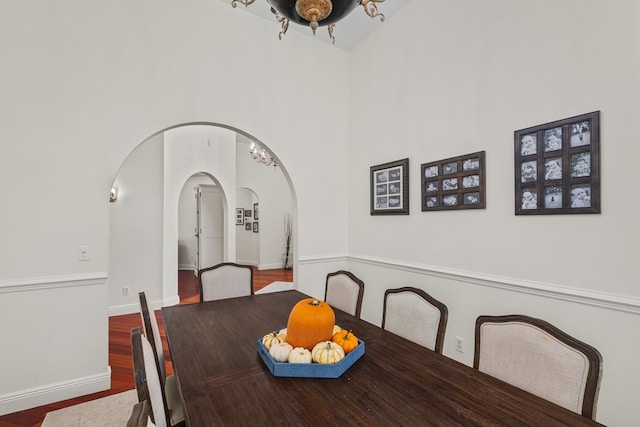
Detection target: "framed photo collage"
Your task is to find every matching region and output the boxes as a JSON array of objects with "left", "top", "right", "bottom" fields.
[{"left": 369, "top": 111, "right": 601, "bottom": 217}]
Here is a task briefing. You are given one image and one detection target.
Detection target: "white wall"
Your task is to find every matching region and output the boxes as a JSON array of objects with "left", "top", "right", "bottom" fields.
[
  {"left": 108, "top": 126, "right": 237, "bottom": 315},
  {"left": 338, "top": 0, "right": 640, "bottom": 425},
  {"left": 0, "top": 275, "right": 109, "bottom": 415},
  {"left": 108, "top": 133, "right": 164, "bottom": 312},
  {"left": 0, "top": 0, "right": 349, "bottom": 413},
  {"left": 163, "top": 126, "right": 238, "bottom": 307},
  {"left": 235, "top": 187, "right": 257, "bottom": 265},
  {"left": 236, "top": 141, "right": 293, "bottom": 269},
  {"left": 8, "top": 0, "right": 630, "bottom": 422}
]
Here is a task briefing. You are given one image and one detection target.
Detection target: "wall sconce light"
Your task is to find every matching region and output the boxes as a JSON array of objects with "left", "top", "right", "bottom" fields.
[{"left": 110, "top": 186, "right": 118, "bottom": 203}]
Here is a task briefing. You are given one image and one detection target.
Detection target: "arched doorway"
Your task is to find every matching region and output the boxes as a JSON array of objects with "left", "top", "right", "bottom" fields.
[{"left": 108, "top": 123, "right": 296, "bottom": 314}]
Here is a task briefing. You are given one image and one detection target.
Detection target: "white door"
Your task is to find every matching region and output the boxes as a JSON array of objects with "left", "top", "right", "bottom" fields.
[{"left": 195, "top": 185, "right": 224, "bottom": 274}]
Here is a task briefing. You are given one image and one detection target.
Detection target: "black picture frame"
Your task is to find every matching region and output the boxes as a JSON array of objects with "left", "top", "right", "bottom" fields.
[
  {"left": 253, "top": 203, "right": 259, "bottom": 220},
  {"left": 370, "top": 158, "right": 409, "bottom": 215},
  {"left": 245, "top": 210, "right": 252, "bottom": 218},
  {"left": 253, "top": 222, "right": 259, "bottom": 233},
  {"left": 421, "top": 151, "right": 486, "bottom": 211},
  {"left": 514, "top": 111, "right": 600, "bottom": 215},
  {"left": 235, "top": 208, "right": 244, "bottom": 225},
  {"left": 245, "top": 222, "right": 251, "bottom": 230}
]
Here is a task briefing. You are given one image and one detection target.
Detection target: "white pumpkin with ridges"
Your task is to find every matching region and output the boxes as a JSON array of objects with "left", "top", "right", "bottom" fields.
[
  {"left": 311, "top": 341, "right": 345, "bottom": 364},
  {"left": 269, "top": 342, "right": 293, "bottom": 362},
  {"left": 288, "top": 347, "right": 312, "bottom": 363}
]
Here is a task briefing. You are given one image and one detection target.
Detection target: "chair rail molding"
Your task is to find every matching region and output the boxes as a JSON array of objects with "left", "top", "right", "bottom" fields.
[
  {"left": 0, "top": 272, "right": 107, "bottom": 294},
  {"left": 298, "top": 254, "right": 349, "bottom": 265},
  {"left": 344, "top": 255, "right": 640, "bottom": 315}
]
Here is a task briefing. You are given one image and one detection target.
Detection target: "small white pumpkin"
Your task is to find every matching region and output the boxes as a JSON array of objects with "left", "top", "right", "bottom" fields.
[
  {"left": 262, "top": 331, "right": 287, "bottom": 350},
  {"left": 332, "top": 324, "right": 342, "bottom": 335},
  {"left": 288, "top": 347, "right": 312, "bottom": 364},
  {"left": 269, "top": 342, "right": 293, "bottom": 362},
  {"left": 311, "top": 341, "right": 345, "bottom": 364}
]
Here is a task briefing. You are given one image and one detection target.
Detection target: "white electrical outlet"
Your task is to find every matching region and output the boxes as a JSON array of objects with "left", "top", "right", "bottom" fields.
[
  {"left": 123, "top": 287, "right": 130, "bottom": 296},
  {"left": 78, "top": 245, "right": 90, "bottom": 261},
  {"left": 455, "top": 336, "right": 464, "bottom": 353}
]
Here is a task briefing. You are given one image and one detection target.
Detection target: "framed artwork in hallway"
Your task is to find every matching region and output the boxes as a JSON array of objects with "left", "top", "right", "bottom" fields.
[{"left": 235, "top": 208, "right": 245, "bottom": 225}]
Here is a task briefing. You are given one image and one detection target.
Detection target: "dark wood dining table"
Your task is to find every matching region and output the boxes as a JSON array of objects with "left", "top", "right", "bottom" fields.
[{"left": 162, "top": 290, "right": 603, "bottom": 426}]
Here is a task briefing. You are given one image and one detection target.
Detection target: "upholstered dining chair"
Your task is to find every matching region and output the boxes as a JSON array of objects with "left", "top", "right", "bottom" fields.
[
  {"left": 474, "top": 315, "right": 603, "bottom": 419},
  {"left": 324, "top": 270, "right": 365, "bottom": 318},
  {"left": 139, "top": 293, "right": 165, "bottom": 381},
  {"left": 198, "top": 262, "right": 254, "bottom": 302},
  {"left": 382, "top": 287, "right": 448, "bottom": 353},
  {"left": 131, "top": 327, "right": 185, "bottom": 427},
  {"left": 138, "top": 293, "right": 180, "bottom": 394}
]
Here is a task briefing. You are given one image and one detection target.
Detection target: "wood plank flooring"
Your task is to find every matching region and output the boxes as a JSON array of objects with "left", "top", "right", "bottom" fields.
[{"left": 0, "top": 268, "right": 292, "bottom": 427}]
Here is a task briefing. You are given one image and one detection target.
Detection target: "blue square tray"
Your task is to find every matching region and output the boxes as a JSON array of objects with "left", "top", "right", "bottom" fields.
[{"left": 257, "top": 338, "right": 365, "bottom": 378}]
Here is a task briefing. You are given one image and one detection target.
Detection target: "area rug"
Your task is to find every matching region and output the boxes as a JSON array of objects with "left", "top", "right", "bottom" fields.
[
  {"left": 255, "top": 281, "right": 294, "bottom": 294},
  {"left": 42, "top": 389, "right": 138, "bottom": 427}
]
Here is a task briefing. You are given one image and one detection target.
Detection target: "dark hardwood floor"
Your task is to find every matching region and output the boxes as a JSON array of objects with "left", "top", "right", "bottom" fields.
[{"left": 0, "top": 268, "right": 293, "bottom": 427}]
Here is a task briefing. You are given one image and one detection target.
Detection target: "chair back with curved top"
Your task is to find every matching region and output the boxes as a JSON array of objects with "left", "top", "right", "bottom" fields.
[
  {"left": 474, "top": 314, "right": 603, "bottom": 419},
  {"left": 199, "top": 262, "right": 254, "bottom": 302},
  {"left": 131, "top": 327, "right": 171, "bottom": 427},
  {"left": 139, "top": 292, "right": 167, "bottom": 384},
  {"left": 382, "top": 287, "right": 448, "bottom": 353},
  {"left": 324, "top": 270, "right": 365, "bottom": 318}
]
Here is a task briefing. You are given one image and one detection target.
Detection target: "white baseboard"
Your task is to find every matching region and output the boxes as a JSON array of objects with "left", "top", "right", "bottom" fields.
[
  {"left": 108, "top": 295, "right": 181, "bottom": 316},
  {"left": 108, "top": 302, "right": 140, "bottom": 316},
  {"left": 0, "top": 367, "right": 111, "bottom": 416},
  {"left": 163, "top": 294, "right": 180, "bottom": 308},
  {"left": 258, "top": 262, "right": 286, "bottom": 270},
  {"left": 236, "top": 259, "right": 257, "bottom": 267},
  {"left": 235, "top": 260, "right": 284, "bottom": 270}
]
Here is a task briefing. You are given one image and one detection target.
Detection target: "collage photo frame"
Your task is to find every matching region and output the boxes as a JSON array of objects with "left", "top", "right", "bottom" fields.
[
  {"left": 421, "top": 151, "right": 486, "bottom": 211},
  {"left": 514, "top": 111, "right": 600, "bottom": 215},
  {"left": 370, "top": 158, "right": 409, "bottom": 215}
]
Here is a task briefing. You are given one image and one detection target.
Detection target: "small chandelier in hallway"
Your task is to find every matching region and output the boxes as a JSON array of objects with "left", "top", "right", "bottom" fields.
[
  {"left": 249, "top": 142, "right": 277, "bottom": 167},
  {"left": 231, "top": 0, "right": 385, "bottom": 44}
]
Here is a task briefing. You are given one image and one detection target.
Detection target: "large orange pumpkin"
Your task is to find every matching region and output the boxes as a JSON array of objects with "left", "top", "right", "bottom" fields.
[{"left": 286, "top": 298, "right": 335, "bottom": 351}]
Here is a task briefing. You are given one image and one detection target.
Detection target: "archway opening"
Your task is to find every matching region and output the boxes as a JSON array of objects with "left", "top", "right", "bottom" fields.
[{"left": 108, "top": 122, "right": 297, "bottom": 314}]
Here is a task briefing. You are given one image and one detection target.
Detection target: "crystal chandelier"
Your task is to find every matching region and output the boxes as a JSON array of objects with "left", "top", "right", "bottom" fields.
[
  {"left": 231, "top": 0, "right": 385, "bottom": 44},
  {"left": 249, "top": 142, "right": 277, "bottom": 167}
]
